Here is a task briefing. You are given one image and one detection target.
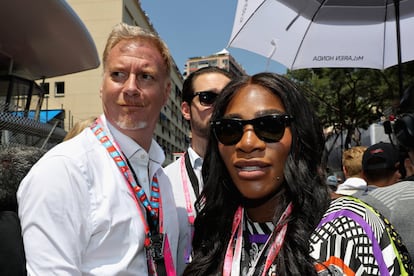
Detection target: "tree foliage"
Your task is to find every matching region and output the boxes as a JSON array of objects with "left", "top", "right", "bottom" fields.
[{"left": 285, "top": 62, "right": 414, "bottom": 149}]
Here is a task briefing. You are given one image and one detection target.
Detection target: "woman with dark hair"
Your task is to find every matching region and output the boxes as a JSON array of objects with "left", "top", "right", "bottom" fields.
[
  {"left": 183, "top": 72, "right": 412, "bottom": 275},
  {"left": 184, "top": 72, "right": 330, "bottom": 275}
]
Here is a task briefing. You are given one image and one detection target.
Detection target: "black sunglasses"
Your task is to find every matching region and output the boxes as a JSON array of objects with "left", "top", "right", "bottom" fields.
[
  {"left": 191, "top": 91, "right": 219, "bottom": 106},
  {"left": 211, "top": 114, "right": 293, "bottom": 145}
]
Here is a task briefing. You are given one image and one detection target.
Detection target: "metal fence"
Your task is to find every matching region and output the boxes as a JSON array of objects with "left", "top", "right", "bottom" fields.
[{"left": 0, "top": 102, "right": 66, "bottom": 150}]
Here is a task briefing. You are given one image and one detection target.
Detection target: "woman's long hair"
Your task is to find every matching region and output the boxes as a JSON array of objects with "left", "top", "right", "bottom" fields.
[{"left": 184, "top": 73, "right": 330, "bottom": 276}]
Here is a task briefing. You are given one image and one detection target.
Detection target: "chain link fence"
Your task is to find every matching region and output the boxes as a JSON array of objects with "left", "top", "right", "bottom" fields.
[{"left": 0, "top": 102, "right": 66, "bottom": 150}]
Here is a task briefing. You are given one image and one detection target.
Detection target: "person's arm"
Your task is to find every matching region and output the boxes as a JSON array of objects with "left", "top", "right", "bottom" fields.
[
  {"left": 312, "top": 234, "right": 359, "bottom": 275},
  {"left": 17, "top": 155, "right": 91, "bottom": 275},
  {"left": 311, "top": 218, "right": 406, "bottom": 275}
]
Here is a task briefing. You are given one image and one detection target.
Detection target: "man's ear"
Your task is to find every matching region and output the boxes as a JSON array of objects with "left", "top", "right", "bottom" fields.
[{"left": 181, "top": 102, "right": 191, "bottom": 121}]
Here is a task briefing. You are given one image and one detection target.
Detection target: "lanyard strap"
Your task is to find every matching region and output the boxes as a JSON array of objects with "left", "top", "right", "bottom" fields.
[
  {"left": 183, "top": 151, "right": 200, "bottom": 197},
  {"left": 179, "top": 154, "right": 197, "bottom": 263},
  {"left": 91, "top": 121, "right": 161, "bottom": 235},
  {"left": 223, "top": 202, "right": 293, "bottom": 276},
  {"left": 180, "top": 153, "right": 197, "bottom": 225},
  {"left": 90, "top": 120, "right": 175, "bottom": 276},
  {"left": 124, "top": 157, "right": 160, "bottom": 233}
]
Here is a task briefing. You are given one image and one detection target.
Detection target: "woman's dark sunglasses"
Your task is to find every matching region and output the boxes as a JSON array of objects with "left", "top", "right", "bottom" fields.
[
  {"left": 191, "top": 91, "right": 218, "bottom": 106},
  {"left": 211, "top": 114, "right": 293, "bottom": 145}
]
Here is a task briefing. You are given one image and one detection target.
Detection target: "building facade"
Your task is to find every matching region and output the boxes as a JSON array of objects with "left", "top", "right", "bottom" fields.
[
  {"left": 0, "top": 0, "right": 100, "bottom": 149},
  {"left": 184, "top": 48, "right": 247, "bottom": 78},
  {"left": 39, "top": 0, "right": 189, "bottom": 164}
]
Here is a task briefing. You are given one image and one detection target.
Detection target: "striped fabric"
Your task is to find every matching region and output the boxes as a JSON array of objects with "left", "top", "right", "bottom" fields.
[
  {"left": 240, "top": 217, "right": 275, "bottom": 275},
  {"left": 310, "top": 196, "right": 413, "bottom": 275},
  {"left": 357, "top": 180, "right": 414, "bottom": 262}
]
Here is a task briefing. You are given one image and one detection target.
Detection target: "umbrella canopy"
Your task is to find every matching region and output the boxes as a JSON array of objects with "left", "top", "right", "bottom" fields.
[
  {"left": 0, "top": 0, "right": 100, "bottom": 80},
  {"left": 228, "top": 0, "right": 414, "bottom": 71}
]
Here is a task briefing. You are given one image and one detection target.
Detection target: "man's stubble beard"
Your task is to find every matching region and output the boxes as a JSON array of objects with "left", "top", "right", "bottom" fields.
[
  {"left": 115, "top": 119, "right": 148, "bottom": 131},
  {"left": 191, "top": 118, "right": 209, "bottom": 139}
]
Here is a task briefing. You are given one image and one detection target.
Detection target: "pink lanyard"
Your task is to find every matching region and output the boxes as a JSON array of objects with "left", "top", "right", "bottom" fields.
[
  {"left": 179, "top": 155, "right": 196, "bottom": 263},
  {"left": 91, "top": 119, "right": 175, "bottom": 276},
  {"left": 179, "top": 155, "right": 196, "bottom": 225},
  {"left": 223, "top": 202, "right": 293, "bottom": 276}
]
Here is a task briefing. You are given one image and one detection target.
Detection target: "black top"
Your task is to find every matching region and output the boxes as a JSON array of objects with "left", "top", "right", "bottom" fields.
[{"left": 0, "top": 211, "right": 26, "bottom": 276}]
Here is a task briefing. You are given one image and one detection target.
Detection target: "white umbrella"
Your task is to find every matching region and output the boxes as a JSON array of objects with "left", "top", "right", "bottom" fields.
[{"left": 228, "top": 0, "right": 414, "bottom": 95}]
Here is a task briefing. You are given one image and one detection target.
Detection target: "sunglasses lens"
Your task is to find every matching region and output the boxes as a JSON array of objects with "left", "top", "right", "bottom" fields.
[
  {"left": 212, "top": 115, "right": 291, "bottom": 145},
  {"left": 198, "top": 92, "right": 217, "bottom": 106},
  {"left": 212, "top": 120, "right": 243, "bottom": 145},
  {"left": 255, "top": 116, "right": 286, "bottom": 143}
]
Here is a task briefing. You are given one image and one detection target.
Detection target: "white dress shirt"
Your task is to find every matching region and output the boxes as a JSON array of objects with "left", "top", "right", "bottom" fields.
[
  {"left": 17, "top": 114, "right": 180, "bottom": 276},
  {"left": 164, "top": 147, "right": 202, "bottom": 275}
]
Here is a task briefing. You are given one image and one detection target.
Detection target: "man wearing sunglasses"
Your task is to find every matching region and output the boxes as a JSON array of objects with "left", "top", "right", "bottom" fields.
[{"left": 164, "top": 66, "right": 233, "bottom": 274}]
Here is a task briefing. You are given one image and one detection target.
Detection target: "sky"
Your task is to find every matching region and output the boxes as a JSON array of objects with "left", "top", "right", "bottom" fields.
[{"left": 140, "top": 1, "right": 287, "bottom": 75}]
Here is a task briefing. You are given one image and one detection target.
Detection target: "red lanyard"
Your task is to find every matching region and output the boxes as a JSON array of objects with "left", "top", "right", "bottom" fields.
[
  {"left": 179, "top": 155, "right": 196, "bottom": 263},
  {"left": 223, "top": 202, "right": 293, "bottom": 276},
  {"left": 90, "top": 119, "right": 175, "bottom": 276},
  {"left": 91, "top": 120, "right": 161, "bottom": 240}
]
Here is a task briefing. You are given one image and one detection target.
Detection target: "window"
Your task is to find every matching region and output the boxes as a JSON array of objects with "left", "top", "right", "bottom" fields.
[
  {"left": 209, "top": 60, "right": 218, "bottom": 66},
  {"left": 55, "top": 81, "right": 65, "bottom": 96},
  {"left": 198, "top": 60, "right": 209, "bottom": 66}
]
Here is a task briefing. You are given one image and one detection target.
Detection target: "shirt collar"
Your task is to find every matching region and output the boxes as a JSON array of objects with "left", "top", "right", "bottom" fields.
[
  {"left": 100, "top": 114, "right": 165, "bottom": 165},
  {"left": 187, "top": 147, "right": 203, "bottom": 169}
]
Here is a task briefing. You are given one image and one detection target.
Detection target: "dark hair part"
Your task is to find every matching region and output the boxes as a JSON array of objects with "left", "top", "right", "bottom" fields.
[
  {"left": 184, "top": 72, "right": 330, "bottom": 275},
  {"left": 182, "top": 66, "right": 234, "bottom": 104},
  {"left": 364, "top": 167, "right": 399, "bottom": 182}
]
